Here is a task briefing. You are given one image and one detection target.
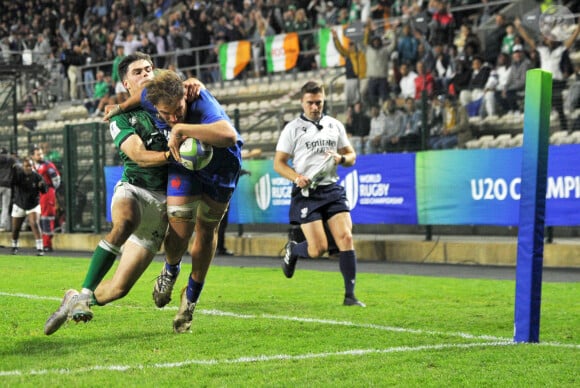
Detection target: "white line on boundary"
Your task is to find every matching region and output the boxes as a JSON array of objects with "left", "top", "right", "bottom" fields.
[
  {"left": 3, "top": 291, "right": 507, "bottom": 341},
  {"left": 0, "top": 342, "right": 513, "bottom": 377},
  {"left": 2, "top": 292, "right": 578, "bottom": 348}
]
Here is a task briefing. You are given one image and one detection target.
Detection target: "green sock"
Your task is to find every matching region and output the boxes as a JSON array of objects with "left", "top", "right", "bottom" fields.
[{"left": 81, "top": 240, "right": 120, "bottom": 290}]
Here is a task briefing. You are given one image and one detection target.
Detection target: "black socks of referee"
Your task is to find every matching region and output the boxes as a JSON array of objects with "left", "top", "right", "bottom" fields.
[
  {"left": 339, "top": 250, "right": 357, "bottom": 297},
  {"left": 294, "top": 242, "right": 357, "bottom": 297}
]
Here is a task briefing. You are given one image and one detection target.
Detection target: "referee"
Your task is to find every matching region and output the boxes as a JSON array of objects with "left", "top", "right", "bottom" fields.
[{"left": 274, "top": 80, "right": 365, "bottom": 307}]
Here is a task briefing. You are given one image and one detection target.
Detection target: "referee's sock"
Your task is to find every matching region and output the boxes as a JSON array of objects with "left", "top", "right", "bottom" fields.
[
  {"left": 293, "top": 241, "right": 309, "bottom": 258},
  {"left": 339, "top": 250, "right": 357, "bottom": 297}
]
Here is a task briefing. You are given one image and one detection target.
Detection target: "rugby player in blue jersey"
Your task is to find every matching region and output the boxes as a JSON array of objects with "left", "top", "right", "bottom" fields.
[{"left": 143, "top": 70, "right": 243, "bottom": 333}]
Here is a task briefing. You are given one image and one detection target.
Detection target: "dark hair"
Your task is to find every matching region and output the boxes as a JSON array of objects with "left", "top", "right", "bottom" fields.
[
  {"left": 300, "top": 80, "right": 325, "bottom": 97},
  {"left": 146, "top": 69, "right": 184, "bottom": 106},
  {"left": 118, "top": 52, "right": 153, "bottom": 82}
]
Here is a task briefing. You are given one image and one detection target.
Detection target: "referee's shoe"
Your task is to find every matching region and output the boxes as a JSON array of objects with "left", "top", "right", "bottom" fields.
[{"left": 282, "top": 241, "right": 298, "bottom": 278}]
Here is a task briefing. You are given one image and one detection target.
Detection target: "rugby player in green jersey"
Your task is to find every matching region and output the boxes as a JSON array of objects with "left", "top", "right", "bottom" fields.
[{"left": 44, "top": 52, "right": 184, "bottom": 335}]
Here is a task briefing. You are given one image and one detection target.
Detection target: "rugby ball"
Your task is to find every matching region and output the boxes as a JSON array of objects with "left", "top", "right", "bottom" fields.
[{"left": 179, "top": 138, "right": 213, "bottom": 171}]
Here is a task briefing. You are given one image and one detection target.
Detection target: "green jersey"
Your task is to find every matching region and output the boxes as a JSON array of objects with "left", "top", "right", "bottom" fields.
[{"left": 109, "top": 108, "right": 168, "bottom": 191}]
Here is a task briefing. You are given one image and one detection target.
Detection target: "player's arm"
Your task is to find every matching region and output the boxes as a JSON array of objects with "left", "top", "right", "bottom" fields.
[
  {"left": 514, "top": 18, "right": 536, "bottom": 51},
  {"left": 564, "top": 20, "right": 580, "bottom": 50},
  {"left": 120, "top": 134, "right": 170, "bottom": 167},
  {"left": 104, "top": 78, "right": 205, "bottom": 120},
  {"left": 273, "top": 150, "right": 311, "bottom": 188},
  {"left": 168, "top": 120, "right": 237, "bottom": 161},
  {"left": 171, "top": 120, "right": 236, "bottom": 146}
]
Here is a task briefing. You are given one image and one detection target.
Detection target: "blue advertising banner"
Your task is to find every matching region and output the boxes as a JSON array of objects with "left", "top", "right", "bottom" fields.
[
  {"left": 416, "top": 146, "right": 580, "bottom": 226},
  {"left": 346, "top": 153, "right": 417, "bottom": 224},
  {"left": 104, "top": 166, "right": 123, "bottom": 222},
  {"left": 229, "top": 154, "right": 417, "bottom": 224},
  {"left": 545, "top": 145, "right": 580, "bottom": 226},
  {"left": 416, "top": 148, "right": 522, "bottom": 225},
  {"left": 103, "top": 145, "right": 580, "bottom": 226}
]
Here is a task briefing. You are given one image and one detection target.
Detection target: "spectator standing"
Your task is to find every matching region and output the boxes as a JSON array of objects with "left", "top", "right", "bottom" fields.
[
  {"left": 397, "top": 23, "right": 418, "bottom": 67},
  {"left": 566, "top": 62, "right": 580, "bottom": 114},
  {"left": 31, "top": 145, "right": 61, "bottom": 252},
  {"left": 294, "top": 8, "right": 316, "bottom": 71},
  {"left": 429, "top": 0, "right": 454, "bottom": 46},
  {"left": 364, "top": 19, "right": 395, "bottom": 107},
  {"left": 332, "top": 27, "right": 367, "bottom": 107},
  {"left": 11, "top": 157, "right": 46, "bottom": 256},
  {"left": 152, "top": 26, "right": 170, "bottom": 69},
  {"left": 139, "top": 35, "right": 158, "bottom": 66},
  {"left": 274, "top": 80, "right": 365, "bottom": 307},
  {"left": 346, "top": 101, "right": 371, "bottom": 155},
  {"left": 484, "top": 14, "right": 507, "bottom": 64},
  {"left": 228, "top": 13, "right": 249, "bottom": 42},
  {"left": 515, "top": 17, "right": 580, "bottom": 131},
  {"left": 66, "top": 43, "right": 85, "bottom": 101},
  {"left": 0, "top": 148, "right": 17, "bottom": 232},
  {"left": 321, "top": 1, "right": 339, "bottom": 27},
  {"left": 250, "top": 11, "right": 276, "bottom": 77},
  {"left": 111, "top": 45, "right": 127, "bottom": 104},
  {"left": 114, "top": 31, "right": 143, "bottom": 55},
  {"left": 80, "top": 38, "right": 95, "bottom": 100}
]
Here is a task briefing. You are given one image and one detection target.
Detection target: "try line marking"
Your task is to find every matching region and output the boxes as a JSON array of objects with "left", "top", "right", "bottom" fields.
[
  {"left": 3, "top": 291, "right": 505, "bottom": 341},
  {"left": 2, "top": 292, "right": 578, "bottom": 349}
]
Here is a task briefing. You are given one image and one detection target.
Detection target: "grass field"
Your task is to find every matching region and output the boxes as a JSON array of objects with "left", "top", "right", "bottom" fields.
[{"left": 0, "top": 254, "right": 578, "bottom": 387}]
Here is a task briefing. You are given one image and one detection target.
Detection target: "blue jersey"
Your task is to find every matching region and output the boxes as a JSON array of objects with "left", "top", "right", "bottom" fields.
[{"left": 141, "top": 88, "right": 243, "bottom": 197}]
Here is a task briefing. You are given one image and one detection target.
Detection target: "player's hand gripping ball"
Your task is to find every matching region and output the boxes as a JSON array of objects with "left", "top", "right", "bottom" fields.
[{"left": 179, "top": 138, "right": 213, "bottom": 171}]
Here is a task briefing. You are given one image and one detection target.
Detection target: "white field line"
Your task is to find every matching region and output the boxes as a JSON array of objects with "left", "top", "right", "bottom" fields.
[
  {"left": 0, "top": 342, "right": 513, "bottom": 377},
  {"left": 2, "top": 292, "right": 578, "bottom": 349},
  {"left": 4, "top": 291, "right": 505, "bottom": 342}
]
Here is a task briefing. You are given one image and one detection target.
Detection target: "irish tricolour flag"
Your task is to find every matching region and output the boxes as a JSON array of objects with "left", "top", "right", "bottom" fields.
[
  {"left": 318, "top": 26, "right": 347, "bottom": 68},
  {"left": 219, "top": 40, "right": 251, "bottom": 80},
  {"left": 264, "top": 33, "right": 299, "bottom": 73}
]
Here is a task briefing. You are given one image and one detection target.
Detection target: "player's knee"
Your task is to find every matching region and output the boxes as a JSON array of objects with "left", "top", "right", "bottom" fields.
[
  {"left": 110, "top": 284, "right": 130, "bottom": 300},
  {"left": 168, "top": 203, "right": 198, "bottom": 223},
  {"left": 197, "top": 201, "right": 226, "bottom": 223},
  {"left": 308, "top": 243, "right": 327, "bottom": 258},
  {"left": 107, "top": 220, "right": 137, "bottom": 245},
  {"left": 337, "top": 232, "right": 353, "bottom": 248}
]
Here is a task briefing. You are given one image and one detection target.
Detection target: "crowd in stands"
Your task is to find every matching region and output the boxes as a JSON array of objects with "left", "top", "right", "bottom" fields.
[{"left": 1, "top": 0, "right": 579, "bottom": 153}]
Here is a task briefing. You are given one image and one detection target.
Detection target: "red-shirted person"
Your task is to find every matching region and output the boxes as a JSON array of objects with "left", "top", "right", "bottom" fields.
[{"left": 31, "top": 145, "right": 61, "bottom": 252}]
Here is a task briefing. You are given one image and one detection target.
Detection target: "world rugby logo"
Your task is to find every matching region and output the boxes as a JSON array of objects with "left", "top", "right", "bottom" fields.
[
  {"left": 342, "top": 170, "right": 359, "bottom": 210},
  {"left": 255, "top": 173, "right": 271, "bottom": 211}
]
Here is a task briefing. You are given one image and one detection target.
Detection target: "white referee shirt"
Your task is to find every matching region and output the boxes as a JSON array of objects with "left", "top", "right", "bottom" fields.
[{"left": 276, "top": 114, "right": 351, "bottom": 186}]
